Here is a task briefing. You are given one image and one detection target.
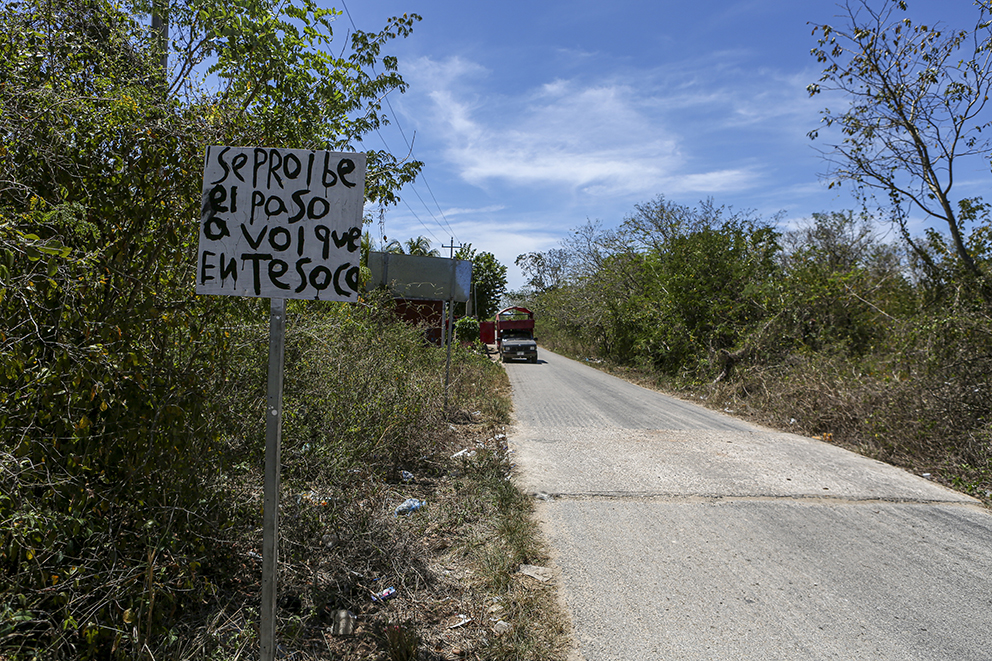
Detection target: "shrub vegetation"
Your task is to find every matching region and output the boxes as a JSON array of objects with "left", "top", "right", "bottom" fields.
[{"left": 518, "top": 199, "right": 992, "bottom": 504}]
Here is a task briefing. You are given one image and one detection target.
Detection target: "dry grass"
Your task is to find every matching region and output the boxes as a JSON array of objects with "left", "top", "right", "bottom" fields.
[
  {"left": 542, "top": 336, "right": 992, "bottom": 508},
  {"left": 166, "top": 427, "right": 572, "bottom": 661},
  {"left": 0, "top": 302, "right": 572, "bottom": 661},
  {"left": 139, "top": 351, "right": 572, "bottom": 661}
]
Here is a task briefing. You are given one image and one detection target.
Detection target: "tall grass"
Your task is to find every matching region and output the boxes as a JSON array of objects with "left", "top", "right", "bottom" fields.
[{"left": 0, "top": 293, "right": 528, "bottom": 659}]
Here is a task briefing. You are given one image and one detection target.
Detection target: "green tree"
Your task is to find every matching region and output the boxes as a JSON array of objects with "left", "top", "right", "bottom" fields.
[
  {"left": 515, "top": 248, "right": 572, "bottom": 292},
  {"left": 775, "top": 211, "right": 915, "bottom": 355},
  {"left": 523, "top": 199, "right": 781, "bottom": 375},
  {"left": 808, "top": 0, "right": 992, "bottom": 286},
  {"left": 0, "top": 0, "right": 421, "bottom": 655},
  {"left": 404, "top": 235, "right": 441, "bottom": 256},
  {"left": 455, "top": 244, "right": 508, "bottom": 319},
  {"left": 383, "top": 238, "right": 406, "bottom": 253}
]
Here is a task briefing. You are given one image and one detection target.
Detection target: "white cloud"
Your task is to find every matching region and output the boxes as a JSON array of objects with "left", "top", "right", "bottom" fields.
[
  {"left": 407, "top": 61, "right": 690, "bottom": 196},
  {"left": 669, "top": 169, "right": 761, "bottom": 194},
  {"left": 440, "top": 204, "right": 506, "bottom": 217},
  {"left": 401, "top": 54, "right": 806, "bottom": 200}
]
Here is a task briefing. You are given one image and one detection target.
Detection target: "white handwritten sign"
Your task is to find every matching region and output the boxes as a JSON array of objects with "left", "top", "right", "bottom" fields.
[{"left": 197, "top": 146, "right": 367, "bottom": 300}]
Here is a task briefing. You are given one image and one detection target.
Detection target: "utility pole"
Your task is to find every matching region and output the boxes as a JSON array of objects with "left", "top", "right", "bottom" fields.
[
  {"left": 441, "top": 237, "right": 463, "bottom": 412},
  {"left": 440, "top": 237, "right": 463, "bottom": 345},
  {"left": 151, "top": 0, "right": 168, "bottom": 74},
  {"left": 442, "top": 237, "right": 462, "bottom": 260}
]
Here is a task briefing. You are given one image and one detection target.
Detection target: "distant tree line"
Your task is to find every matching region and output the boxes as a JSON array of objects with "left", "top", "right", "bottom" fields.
[
  {"left": 516, "top": 196, "right": 992, "bottom": 497},
  {"left": 514, "top": 2, "right": 992, "bottom": 492}
]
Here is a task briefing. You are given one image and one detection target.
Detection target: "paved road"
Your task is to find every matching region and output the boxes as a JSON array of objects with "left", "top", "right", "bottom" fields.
[{"left": 505, "top": 349, "right": 992, "bottom": 661}]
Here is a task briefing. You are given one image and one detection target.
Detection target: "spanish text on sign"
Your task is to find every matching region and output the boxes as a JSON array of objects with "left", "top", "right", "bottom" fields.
[{"left": 197, "top": 147, "right": 367, "bottom": 301}]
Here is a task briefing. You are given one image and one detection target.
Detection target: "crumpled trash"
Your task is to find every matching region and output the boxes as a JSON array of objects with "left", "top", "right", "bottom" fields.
[
  {"left": 331, "top": 609, "right": 356, "bottom": 635},
  {"left": 452, "top": 448, "right": 476, "bottom": 459},
  {"left": 518, "top": 564, "right": 552, "bottom": 582},
  {"left": 447, "top": 614, "right": 471, "bottom": 629},
  {"left": 400, "top": 470, "right": 415, "bottom": 483},
  {"left": 394, "top": 498, "right": 425, "bottom": 516},
  {"left": 372, "top": 586, "right": 396, "bottom": 602}
]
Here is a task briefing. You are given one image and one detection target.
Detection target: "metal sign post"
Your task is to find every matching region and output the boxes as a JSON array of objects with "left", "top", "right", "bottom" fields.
[
  {"left": 196, "top": 147, "right": 367, "bottom": 661},
  {"left": 259, "top": 297, "right": 285, "bottom": 659},
  {"left": 443, "top": 298, "right": 455, "bottom": 410}
]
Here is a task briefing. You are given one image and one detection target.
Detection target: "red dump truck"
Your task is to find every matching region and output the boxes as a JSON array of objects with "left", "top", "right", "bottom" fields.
[{"left": 494, "top": 306, "right": 538, "bottom": 363}]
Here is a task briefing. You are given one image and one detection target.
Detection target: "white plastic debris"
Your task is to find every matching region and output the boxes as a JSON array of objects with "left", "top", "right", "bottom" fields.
[
  {"left": 448, "top": 614, "right": 472, "bottom": 629},
  {"left": 394, "top": 498, "right": 425, "bottom": 516},
  {"left": 518, "top": 564, "right": 552, "bottom": 582}
]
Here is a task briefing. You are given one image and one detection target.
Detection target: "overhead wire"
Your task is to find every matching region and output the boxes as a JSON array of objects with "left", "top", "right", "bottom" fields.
[{"left": 338, "top": 0, "right": 459, "bottom": 248}]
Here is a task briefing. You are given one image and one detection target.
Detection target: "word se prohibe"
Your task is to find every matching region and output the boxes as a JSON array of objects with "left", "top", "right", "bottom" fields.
[{"left": 197, "top": 146, "right": 367, "bottom": 301}]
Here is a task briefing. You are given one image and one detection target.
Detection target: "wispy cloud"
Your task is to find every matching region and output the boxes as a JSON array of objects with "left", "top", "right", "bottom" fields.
[
  {"left": 440, "top": 204, "right": 506, "bottom": 217},
  {"left": 403, "top": 55, "right": 775, "bottom": 199}
]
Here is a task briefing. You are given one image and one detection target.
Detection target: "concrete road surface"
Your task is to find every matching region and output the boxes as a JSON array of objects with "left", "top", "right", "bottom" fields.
[{"left": 505, "top": 349, "right": 992, "bottom": 661}]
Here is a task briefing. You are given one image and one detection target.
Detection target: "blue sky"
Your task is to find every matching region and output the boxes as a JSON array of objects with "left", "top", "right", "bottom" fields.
[{"left": 335, "top": 0, "right": 989, "bottom": 290}]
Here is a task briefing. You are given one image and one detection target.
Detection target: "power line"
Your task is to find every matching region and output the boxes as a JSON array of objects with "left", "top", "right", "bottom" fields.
[
  {"left": 339, "top": 0, "right": 458, "bottom": 246},
  {"left": 400, "top": 198, "right": 441, "bottom": 245}
]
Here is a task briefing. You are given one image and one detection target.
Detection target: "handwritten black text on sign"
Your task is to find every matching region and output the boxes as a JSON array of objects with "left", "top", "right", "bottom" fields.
[{"left": 197, "top": 147, "right": 367, "bottom": 301}]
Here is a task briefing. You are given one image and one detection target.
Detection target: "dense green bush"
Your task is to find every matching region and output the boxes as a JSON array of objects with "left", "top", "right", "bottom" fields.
[
  {"left": 527, "top": 199, "right": 779, "bottom": 375},
  {"left": 454, "top": 316, "right": 481, "bottom": 343},
  {"left": 0, "top": 0, "right": 423, "bottom": 656},
  {"left": 224, "top": 297, "right": 450, "bottom": 486}
]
